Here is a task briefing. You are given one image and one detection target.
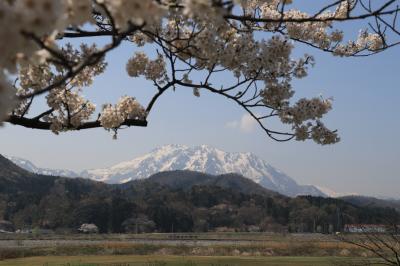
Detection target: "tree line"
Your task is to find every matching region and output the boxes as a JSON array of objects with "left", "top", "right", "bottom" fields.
[{"left": 1, "top": 175, "right": 398, "bottom": 234}]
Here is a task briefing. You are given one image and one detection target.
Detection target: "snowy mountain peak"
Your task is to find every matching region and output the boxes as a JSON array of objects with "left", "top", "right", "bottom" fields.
[
  {"left": 80, "top": 145, "right": 327, "bottom": 197},
  {"left": 5, "top": 145, "right": 328, "bottom": 197},
  {"left": 5, "top": 155, "right": 79, "bottom": 178}
]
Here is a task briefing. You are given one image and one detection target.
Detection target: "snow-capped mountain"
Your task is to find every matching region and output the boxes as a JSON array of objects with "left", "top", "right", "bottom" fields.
[
  {"left": 315, "top": 186, "right": 354, "bottom": 198},
  {"left": 5, "top": 155, "right": 79, "bottom": 178},
  {"left": 6, "top": 145, "right": 328, "bottom": 197},
  {"left": 81, "top": 144, "right": 327, "bottom": 197}
]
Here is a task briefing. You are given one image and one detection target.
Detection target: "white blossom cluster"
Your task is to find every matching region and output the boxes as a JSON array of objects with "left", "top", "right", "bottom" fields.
[
  {"left": 0, "top": 0, "right": 389, "bottom": 143},
  {"left": 334, "top": 31, "right": 384, "bottom": 56},
  {"left": 45, "top": 89, "right": 96, "bottom": 134},
  {"left": 19, "top": 63, "right": 53, "bottom": 94},
  {"left": 66, "top": 0, "right": 93, "bottom": 26},
  {"left": 100, "top": 96, "right": 146, "bottom": 129},
  {"left": 252, "top": 0, "right": 383, "bottom": 56},
  {"left": 277, "top": 98, "right": 339, "bottom": 144},
  {"left": 0, "top": 0, "right": 55, "bottom": 70},
  {"left": 102, "top": 0, "right": 166, "bottom": 31},
  {"left": 126, "top": 52, "right": 167, "bottom": 83},
  {"left": 0, "top": 0, "right": 93, "bottom": 125},
  {"left": 14, "top": 44, "right": 106, "bottom": 133},
  {"left": 0, "top": 74, "right": 14, "bottom": 126},
  {"left": 61, "top": 44, "right": 107, "bottom": 88}
]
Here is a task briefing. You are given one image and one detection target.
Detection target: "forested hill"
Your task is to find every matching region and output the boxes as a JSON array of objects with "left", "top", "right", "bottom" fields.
[
  {"left": 124, "top": 170, "right": 280, "bottom": 196},
  {"left": 0, "top": 155, "right": 398, "bottom": 234},
  {"left": 340, "top": 195, "right": 400, "bottom": 212}
]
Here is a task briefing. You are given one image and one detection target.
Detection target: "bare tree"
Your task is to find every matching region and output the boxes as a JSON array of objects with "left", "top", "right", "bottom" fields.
[{"left": 338, "top": 224, "right": 400, "bottom": 266}]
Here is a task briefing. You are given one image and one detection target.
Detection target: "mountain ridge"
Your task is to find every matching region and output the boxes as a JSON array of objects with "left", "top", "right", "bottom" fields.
[
  {"left": 0, "top": 154, "right": 398, "bottom": 234},
  {"left": 7, "top": 144, "right": 327, "bottom": 197},
  {"left": 130, "top": 170, "right": 281, "bottom": 197},
  {"left": 340, "top": 195, "right": 400, "bottom": 212},
  {"left": 5, "top": 155, "right": 79, "bottom": 178}
]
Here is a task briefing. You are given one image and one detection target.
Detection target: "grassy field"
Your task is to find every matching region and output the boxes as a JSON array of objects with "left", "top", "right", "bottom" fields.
[
  {"left": 0, "top": 232, "right": 338, "bottom": 242},
  {"left": 0, "top": 233, "right": 385, "bottom": 265},
  {"left": 0, "top": 255, "right": 372, "bottom": 266},
  {"left": 0, "top": 232, "right": 379, "bottom": 263}
]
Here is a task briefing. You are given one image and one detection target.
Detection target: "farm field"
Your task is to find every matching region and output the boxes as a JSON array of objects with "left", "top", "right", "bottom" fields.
[
  {"left": 0, "top": 255, "right": 374, "bottom": 266},
  {"left": 0, "top": 232, "right": 338, "bottom": 241},
  {"left": 0, "top": 233, "right": 359, "bottom": 258},
  {"left": 0, "top": 233, "right": 388, "bottom": 266}
]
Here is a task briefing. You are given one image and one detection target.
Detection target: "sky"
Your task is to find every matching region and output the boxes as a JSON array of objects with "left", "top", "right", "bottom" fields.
[{"left": 1, "top": 5, "right": 399, "bottom": 198}]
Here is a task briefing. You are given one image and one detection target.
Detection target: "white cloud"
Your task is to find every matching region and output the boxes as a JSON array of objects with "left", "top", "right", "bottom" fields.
[
  {"left": 240, "top": 114, "right": 257, "bottom": 133},
  {"left": 225, "top": 114, "right": 257, "bottom": 133},
  {"left": 225, "top": 120, "right": 239, "bottom": 129}
]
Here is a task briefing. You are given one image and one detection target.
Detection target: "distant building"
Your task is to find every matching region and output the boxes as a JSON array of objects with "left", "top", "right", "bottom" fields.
[
  {"left": 78, "top": 223, "right": 99, "bottom": 234},
  {"left": 15, "top": 229, "right": 32, "bottom": 234},
  {"left": 0, "top": 220, "right": 14, "bottom": 233},
  {"left": 344, "top": 224, "right": 387, "bottom": 233},
  {"left": 247, "top": 225, "right": 261, "bottom": 232},
  {"left": 122, "top": 216, "right": 156, "bottom": 234},
  {"left": 214, "top": 226, "right": 236, "bottom": 233}
]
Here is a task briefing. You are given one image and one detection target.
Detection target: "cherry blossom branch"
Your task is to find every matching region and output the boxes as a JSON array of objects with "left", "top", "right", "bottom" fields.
[
  {"left": 225, "top": 1, "right": 399, "bottom": 23},
  {"left": 6, "top": 115, "right": 147, "bottom": 131},
  {"left": 19, "top": 37, "right": 134, "bottom": 100},
  {"left": 174, "top": 79, "right": 295, "bottom": 141},
  {"left": 1, "top": 0, "right": 388, "bottom": 144}
]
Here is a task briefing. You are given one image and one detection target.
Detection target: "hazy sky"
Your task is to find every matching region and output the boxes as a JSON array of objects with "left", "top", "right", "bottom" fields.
[{"left": 1, "top": 12, "right": 399, "bottom": 198}]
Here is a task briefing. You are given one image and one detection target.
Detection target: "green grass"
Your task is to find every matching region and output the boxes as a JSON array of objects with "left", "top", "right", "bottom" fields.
[{"left": 0, "top": 255, "right": 376, "bottom": 266}]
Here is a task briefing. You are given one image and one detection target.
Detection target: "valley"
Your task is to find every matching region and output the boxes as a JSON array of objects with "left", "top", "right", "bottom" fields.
[{"left": 1, "top": 152, "right": 399, "bottom": 265}]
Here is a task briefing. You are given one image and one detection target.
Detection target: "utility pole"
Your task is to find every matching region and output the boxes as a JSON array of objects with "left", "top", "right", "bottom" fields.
[{"left": 337, "top": 207, "right": 341, "bottom": 232}]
